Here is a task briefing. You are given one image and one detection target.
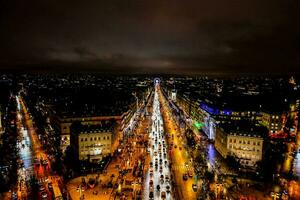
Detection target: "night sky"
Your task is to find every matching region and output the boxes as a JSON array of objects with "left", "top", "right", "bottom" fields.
[{"left": 0, "top": 0, "right": 299, "bottom": 74}]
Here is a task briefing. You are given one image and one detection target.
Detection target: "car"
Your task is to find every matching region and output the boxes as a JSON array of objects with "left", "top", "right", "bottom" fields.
[
  {"left": 166, "top": 185, "right": 171, "bottom": 193},
  {"left": 192, "top": 184, "right": 198, "bottom": 192},
  {"left": 48, "top": 182, "right": 53, "bottom": 191},
  {"left": 156, "top": 184, "right": 160, "bottom": 191},
  {"left": 149, "top": 191, "right": 154, "bottom": 199},
  {"left": 161, "top": 191, "right": 166, "bottom": 199},
  {"left": 149, "top": 184, "right": 154, "bottom": 191},
  {"left": 39, "top": 185, "right": 45, "bottom": 191},
  {"left": 165, "top": 175, "right": 170, "bottom": 182},
  {"left": 149, "top": 180, "right": 154, "bottom": 187},
  {"left": 150, "top": 162, "right": 153, "bottom": 167},
  {"left": 183, "top": 174, "right": 188, "bottom": 181},
  {"left": 40, "top": 191, "right": 48, "bottom": 199}
]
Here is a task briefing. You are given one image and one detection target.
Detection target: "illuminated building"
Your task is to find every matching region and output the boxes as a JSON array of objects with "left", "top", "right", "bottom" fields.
[
  {"left": 260, "top": 112, "right": 285, "bottom": 134},
  {"left": 70, "top": 122, "right": 117, "bottom": 162},
  {"left": 215, "top": 122, "right": 267, "bottom": 168},
  {"left": 52, "top": 113, "right": 131, "bottom": 152}
]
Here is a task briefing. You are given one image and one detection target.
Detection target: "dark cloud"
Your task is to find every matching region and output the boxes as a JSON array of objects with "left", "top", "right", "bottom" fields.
[{"left": 0, "top": 0, "right": 299, "bottom": 74}]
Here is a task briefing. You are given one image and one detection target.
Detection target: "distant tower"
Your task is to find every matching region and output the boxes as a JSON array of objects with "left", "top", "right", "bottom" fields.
[{"left": 154, "top": 78, "right": 160, "bottom": 85}]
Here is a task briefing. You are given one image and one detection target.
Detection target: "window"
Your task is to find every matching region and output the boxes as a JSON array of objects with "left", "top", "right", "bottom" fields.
[
  {"left": 81, "top": 138, "right": 83, "bottom": 142},
  {"left": 107, "top": 136, "right": 110, "bottom": 140},
  {"left": 239, "top": 140, "right": 241, "bottom": 144},
  {"left": 94, "top": 137, "right": 97, "bottom": 141},
  {"left": 253, "top": 142, "right": 256, "bottom": 145},
  {"left": 257, "top": 142, "right": 260, "bottom": 146},
  {"left": 247, "top": 141, "right": 250, "bottom": 145},
  {"left": 234, "top": 139, "right": 236, "bottom": 143},
  {"left": 229, "top": 139, "right": 232, "bottom": 143},
  {"left": 90, "top": 138, "right": 93, "bottom": 141},
  {"left": 103, "top": 136, "right": 106, "bottom": 140},
  {"left": 85, "top": 138, "right": 87, "bottom": 141}
]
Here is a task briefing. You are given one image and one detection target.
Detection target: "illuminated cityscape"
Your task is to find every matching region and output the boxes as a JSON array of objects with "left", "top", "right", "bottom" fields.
[
  {"left": 0, "top": 75, "right": 299, "bottom": 200},
  {"left": 0, "top": 1, "right": 300, "bottom": 200}
]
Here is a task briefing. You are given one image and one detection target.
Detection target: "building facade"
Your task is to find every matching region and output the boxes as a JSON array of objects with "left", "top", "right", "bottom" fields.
[
  {"left": 215, "top": 124, "right": 265, "bottom": 168},
  {"left": 70, "top": 123, "right": 116, "bottom": 162},
  {"left": 51, "top": 112, "right": 132, "bottom": 152}
]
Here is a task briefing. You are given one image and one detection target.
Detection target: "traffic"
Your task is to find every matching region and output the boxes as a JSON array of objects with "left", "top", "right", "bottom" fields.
[{"left": 144, "top": 82, "right": 173, "bottom": 200}]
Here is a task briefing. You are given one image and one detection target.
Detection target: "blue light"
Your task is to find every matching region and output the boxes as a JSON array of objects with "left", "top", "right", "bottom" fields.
[{"left": 200, "top": 103, "right": 219, "bottom": 115}]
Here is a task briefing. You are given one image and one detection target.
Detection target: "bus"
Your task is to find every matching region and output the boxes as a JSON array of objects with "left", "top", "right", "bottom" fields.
[{"left": 52, "top": 184, "right": 63, "bottom": 200}]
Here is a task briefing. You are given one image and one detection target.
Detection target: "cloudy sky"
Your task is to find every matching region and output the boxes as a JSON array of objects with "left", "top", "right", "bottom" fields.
[{"left": 0, "top": 0, "right": 299, "bottom": 74}]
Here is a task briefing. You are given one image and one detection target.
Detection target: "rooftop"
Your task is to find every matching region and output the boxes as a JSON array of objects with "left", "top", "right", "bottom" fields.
[
  {"left": 219, "top": 121, "right": 268, "bottom": 138},
  {"left": 74, "top": 122, "right": 116, "bottom": 135}
]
